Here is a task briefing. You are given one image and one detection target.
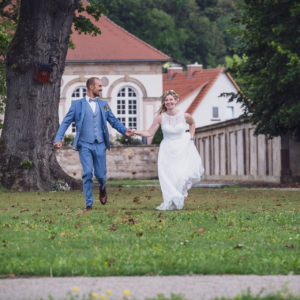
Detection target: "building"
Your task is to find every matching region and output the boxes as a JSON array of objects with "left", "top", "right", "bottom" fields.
[
  {"left": 163, "top": 63, "right": 243, "bottom": 128},
  {"left": 60, "top": 12, "right": 171, "bottom": 142}
]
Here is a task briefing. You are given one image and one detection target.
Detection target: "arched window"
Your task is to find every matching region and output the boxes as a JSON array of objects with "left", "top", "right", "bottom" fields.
[
  {"left": 70, "top": 87, "right": 87, "bottom": 133},
  {"left": 116, "top": 87, "right": 138, "bottom": 129},
  {"left": 72, "top": 87, "right": 87, "bottom": 98}
]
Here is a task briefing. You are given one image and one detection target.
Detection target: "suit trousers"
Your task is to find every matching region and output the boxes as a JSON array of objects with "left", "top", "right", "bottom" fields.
[{"left": 77, "top": 140, "right": 107, "bottom": 207}]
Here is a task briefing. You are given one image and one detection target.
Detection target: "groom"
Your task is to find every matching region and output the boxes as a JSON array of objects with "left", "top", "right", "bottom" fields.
[{"left": 54, "top": 77, "right": 134, "bottom": 210}]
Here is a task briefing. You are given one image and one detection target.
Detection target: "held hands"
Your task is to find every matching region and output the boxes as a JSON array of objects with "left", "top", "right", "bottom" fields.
[
  {"left": 53, "top": 141, "right": 62, "bottom": 149},
  {"left": 125, "top": 128, "right": 135, "bottom": 137}
]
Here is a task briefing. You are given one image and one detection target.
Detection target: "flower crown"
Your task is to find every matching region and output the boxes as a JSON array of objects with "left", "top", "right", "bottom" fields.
[{"left": 162, "top": 90, "right": 179, "bottom": 99}]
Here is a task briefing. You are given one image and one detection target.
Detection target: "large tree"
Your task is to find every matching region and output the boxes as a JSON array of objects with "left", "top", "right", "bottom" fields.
[
  {"left": 222, "top": 0, "right": 300, "bottom": 138},
  {"left": 0, "top": 0, "right": 106, "bottom": 191}
]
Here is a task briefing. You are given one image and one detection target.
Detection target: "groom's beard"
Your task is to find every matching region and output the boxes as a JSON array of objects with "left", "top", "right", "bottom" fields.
[{"left": 93, "top": 91, "right": 102, "bottom": 98}]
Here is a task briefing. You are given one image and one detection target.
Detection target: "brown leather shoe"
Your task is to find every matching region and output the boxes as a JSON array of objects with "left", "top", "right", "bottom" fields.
[
  {"left": 84, "top": 205, "right": 92, "bottom": 211},
  {"left": 99, "top": 185, "right": 107, "bottom": 205}
]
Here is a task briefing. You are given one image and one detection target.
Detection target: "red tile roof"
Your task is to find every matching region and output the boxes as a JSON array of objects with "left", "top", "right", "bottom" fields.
[
  {"left": 163, "top": 68, "right": 239, "bottom": 115},
  {"left": 66, "top": 12, "right": 171, "bottom": 62}
]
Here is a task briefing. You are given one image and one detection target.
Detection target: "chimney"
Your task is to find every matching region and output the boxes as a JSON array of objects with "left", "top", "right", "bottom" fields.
[
  {"left": 167, "top": 65, "right": 183, "bottom": 80},
  {"left": 187, "top": 62, "right": 202, "bottom": 78}
]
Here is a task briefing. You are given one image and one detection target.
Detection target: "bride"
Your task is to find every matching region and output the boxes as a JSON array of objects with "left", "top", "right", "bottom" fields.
[{"left": 133, "top": 90, "right": 204, "bottom": 210}]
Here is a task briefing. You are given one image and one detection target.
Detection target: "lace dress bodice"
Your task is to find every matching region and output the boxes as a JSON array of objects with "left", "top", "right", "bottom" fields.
[{"left": 161, "top": 111, "right": 187, "bottom": 140}]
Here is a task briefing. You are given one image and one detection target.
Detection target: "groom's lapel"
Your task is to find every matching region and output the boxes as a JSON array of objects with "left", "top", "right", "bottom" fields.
[{"left": 97, "top": 99, "right": 106, "bottom": 125}]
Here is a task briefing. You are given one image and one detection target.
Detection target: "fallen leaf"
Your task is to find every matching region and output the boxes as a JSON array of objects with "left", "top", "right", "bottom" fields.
[
  {"left": 32, "top": 213, "right": 38, "bottom": 216},
  {"left": 252, "top": 211, "right": 259, "bottom": 214},
  {"left": 158, "top": 213, "right": 163, "bottom": 218},
  {"left": 125, "top": 211, "right": 131, "bottom": 215},
  {"left": 228, "top": 236, "right": 235, "bottom": 239},
  {"left": 213, "top": 215, "right": 218, "bottom": 220},
  {"left": 233, "top": 244, "right": 243, "bottom": 249},
  {"left": 108, "top": 259, "right": 116, "bottom": 263},
  {"left": 8, "top": 273, "right": 15, "bottom": 277},
  {"left": 74, "top": 222, "right": 82, "bottom": 229},
  {"left": 198, "top": 228, "right": 205, "bottom": 234},
  {"left": 292, "top": 227, "right": 298, "bottom": 231},
  {"left": 145, "top": 196, "right": 151, "bottom": 200},
  {"left": 128, "top": 218, "right": 135, "bottom": 225},
  {"left": 152, "top": 212, "right": 156, "bottom": 215},
  {"left": 13, "top": 216, "right": 19, "bottom": 219},
  {"left": 150, "top": 186, "right": 156, "bottom": 191},
  {"left": 51, "top": 236, "right": 55, "bottom": 240},
  {"left": 275, "top": 204, "right": 281, "bottom": 206},
  {"left": 120, "top": 215, "right": 125, "bottom": 219},
  {"left": 239, "top": 256, "right": 247, "bottom": 260},
  {"left": 273, "top": 199, "right": 278, "bottom": 201},
  {"left": 136, "top": 232, "right": 144, "bottom": 237},
  {"left": 227, "top": 222, "right": 233, "bottom": 226},
  {"left": 60, "top": 233, "right": 66, "bottom": 236},
  {"left": 133, "top": 197, "right": 140, "bottom": 202},
  {"left": 135, "top": 201, "right": 141, "bottom": 204},
  {"left": 285, "top": 244, "right": 295, "bottom": 249},
  {"left": 281, "top": 225, "right": 285, "bottom": 228},
  {"left": 42, "top": 199, "right": 46, "bottom": 201},
  {"left": 5, "top": 223, "right": 11, "bottom": 228},
  {"left": 109, "top": 224, "right": 118, "bottom": 231}
]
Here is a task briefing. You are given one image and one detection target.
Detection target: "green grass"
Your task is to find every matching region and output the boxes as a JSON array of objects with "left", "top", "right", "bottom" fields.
[
  {"left": 0, "top": 187, "right": 300, "bottom": 276},
  {"left": 44, "top": 293, "right": 300, "bottom": 300},
  {"left": 105, "top": 180, "right": 160, "bottom": 186}
]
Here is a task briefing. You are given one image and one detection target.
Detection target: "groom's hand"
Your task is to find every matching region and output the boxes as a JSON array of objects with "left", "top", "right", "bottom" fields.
[
  {"left": 54, "top": 141, "right": 62, "bottom": 149},
  {"left": 125, "top": 129, "right": 134, "bottom": 137}
]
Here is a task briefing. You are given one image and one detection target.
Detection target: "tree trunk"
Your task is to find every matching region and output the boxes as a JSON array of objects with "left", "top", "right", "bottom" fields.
[{"left": 0, "top": 0, "right": 82, "bottom": 191}]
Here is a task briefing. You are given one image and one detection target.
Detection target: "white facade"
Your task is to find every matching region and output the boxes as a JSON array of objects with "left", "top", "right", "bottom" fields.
[
  {"left": 176, "top": 73, "right": 243, "bottom": 128},
  {"left": 59, "top": 69, "right": 162, "bottom": 140}
]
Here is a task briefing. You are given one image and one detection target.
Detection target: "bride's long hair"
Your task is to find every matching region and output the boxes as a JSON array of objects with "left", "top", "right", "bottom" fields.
[{"left": 157, "top": 90, "right": 179, "bottom": 114}]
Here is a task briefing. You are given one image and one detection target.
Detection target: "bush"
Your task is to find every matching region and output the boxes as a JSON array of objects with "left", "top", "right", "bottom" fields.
[
  {"left": 52, "top": 180, "right": 71, "bottom": 192},
  {"left": 152, "top": 126, "right": 163, "bottom": 144},
  {"left": 63, "top": 134, "right": 75, "bottom": 146},
  {"left": 115, "top": 134, "right": 133, "bottom": 145}
]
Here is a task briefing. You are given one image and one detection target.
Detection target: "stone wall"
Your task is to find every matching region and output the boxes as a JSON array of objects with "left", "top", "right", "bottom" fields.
[
  {"left": 194, "top": 118, "right": 300, "bottom": 183},
  {"left": 55, "top": 144, "right": 159, "bottom": 180}
]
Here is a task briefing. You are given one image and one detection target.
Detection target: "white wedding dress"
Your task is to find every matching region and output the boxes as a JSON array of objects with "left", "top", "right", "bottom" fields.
[{"left": 157, "top": 110, "right": 204, "bottom": 210}]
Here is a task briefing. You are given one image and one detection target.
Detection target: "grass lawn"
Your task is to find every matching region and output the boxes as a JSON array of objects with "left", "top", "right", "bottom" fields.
[
  {"left": 0, "top": 186, "right": 300, "bottom": 277},
  {"left": 105, "top": 180, "right": 160, "bottom": 186}
]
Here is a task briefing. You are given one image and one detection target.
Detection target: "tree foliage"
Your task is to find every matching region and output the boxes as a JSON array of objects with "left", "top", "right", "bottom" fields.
[
  {"left": 221, "top": 0, "right": 300, "bottom": 138},
  {"left": 90, "top": 0, "right": 242, "bottom": 67}
]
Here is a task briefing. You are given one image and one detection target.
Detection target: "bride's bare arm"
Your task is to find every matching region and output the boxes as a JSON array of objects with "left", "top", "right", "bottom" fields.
[
  {"left": 185, "top": 113, "right": 195, "bottom": 140},
  {"left": 134, "top": 115, "right": 162, "bottom": 137}
]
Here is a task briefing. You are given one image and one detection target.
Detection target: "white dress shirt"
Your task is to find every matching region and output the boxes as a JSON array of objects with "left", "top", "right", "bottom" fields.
[{"left": 85, "top": 95, "right": 97, "bottom": 113}]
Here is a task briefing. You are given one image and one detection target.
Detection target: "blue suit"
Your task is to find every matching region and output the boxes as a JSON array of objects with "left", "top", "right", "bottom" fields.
[{"left": 54, "top": 97, "right": 127, "bottom": 206}]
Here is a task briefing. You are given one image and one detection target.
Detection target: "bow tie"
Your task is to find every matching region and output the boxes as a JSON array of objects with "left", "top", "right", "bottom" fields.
[{"left": 89, "top": 98, "right": 97, "bottom": 102}]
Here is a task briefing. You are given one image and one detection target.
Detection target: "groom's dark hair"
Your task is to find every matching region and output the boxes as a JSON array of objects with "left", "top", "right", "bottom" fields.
[{"left": 86, "top": 77, "right": 100, "bottom": 90}]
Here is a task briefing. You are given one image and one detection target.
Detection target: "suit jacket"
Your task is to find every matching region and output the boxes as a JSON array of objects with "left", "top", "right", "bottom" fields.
[{"left": 54, "top": 98, "right": 127, "bottom": 150}]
